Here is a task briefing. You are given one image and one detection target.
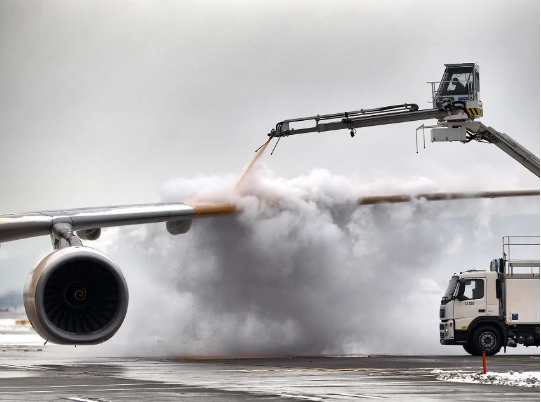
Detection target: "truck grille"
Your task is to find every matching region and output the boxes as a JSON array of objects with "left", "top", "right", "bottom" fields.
[
  {"left": 440, "top": 307, "right": 445, "bottom": 318},
  {"left": 440, "top": 332, "right": 444, "bottom": 339},
  {"left": 439, "top": 323, "right": 444, "bottom": 331}
]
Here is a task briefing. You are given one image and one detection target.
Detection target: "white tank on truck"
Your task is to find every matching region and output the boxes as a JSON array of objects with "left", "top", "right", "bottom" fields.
[{"left": 440, "top": 236, "right": 540, "bottom": 355}]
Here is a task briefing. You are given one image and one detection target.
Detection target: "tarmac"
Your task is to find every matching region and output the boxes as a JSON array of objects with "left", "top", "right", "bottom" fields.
[{"left": 0, "top": 345, "right": 539, "bottom": 401}]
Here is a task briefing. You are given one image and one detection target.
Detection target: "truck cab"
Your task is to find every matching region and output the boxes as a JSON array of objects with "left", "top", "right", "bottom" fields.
[
  {"left": 440, "top": 270, "right": 501, "bottom": 354},
  {"left": 440, "top": 236, "right": 540, "bottom": 355}
]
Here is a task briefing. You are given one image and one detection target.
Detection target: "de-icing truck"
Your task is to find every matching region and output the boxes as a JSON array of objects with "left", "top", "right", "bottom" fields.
[
  {"left": 265, "top": 64, "right": 540, "bottom": 355},
  {"left": 440, "top": 236, "right": 540, "bottom": 355}
]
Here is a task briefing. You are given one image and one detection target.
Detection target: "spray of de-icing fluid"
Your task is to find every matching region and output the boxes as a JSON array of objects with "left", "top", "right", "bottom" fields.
[{"left": 235, "top": 136, "right": 273, "bottom": 190}]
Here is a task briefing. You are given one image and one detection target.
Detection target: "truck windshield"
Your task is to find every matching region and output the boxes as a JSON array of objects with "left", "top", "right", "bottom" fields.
[{"left": 443, "top": 276, "right": 459, "bottom": 300}]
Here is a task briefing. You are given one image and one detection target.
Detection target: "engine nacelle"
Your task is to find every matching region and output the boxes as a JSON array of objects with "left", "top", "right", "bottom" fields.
[{"left": 24, "top": 247, "right": 129, "bottom": 345}]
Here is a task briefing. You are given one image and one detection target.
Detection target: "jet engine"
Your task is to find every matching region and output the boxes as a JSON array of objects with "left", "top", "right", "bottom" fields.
[{"left": 24, "top": 247, "right": 128, "bottom": 345}]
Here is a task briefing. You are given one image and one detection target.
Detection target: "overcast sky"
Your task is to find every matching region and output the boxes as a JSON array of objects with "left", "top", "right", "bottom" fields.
[
  {"left": 0, "top": 0, "right": 539, "bottom": 355},
  {"left": 0, "top": 0, "right": 538, "bottom": 212}
]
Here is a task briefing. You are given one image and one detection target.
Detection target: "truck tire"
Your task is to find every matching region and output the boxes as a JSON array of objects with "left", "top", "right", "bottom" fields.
[
  {"left": 472, "top": 326, "right": 501, "bottom": 356},
  {"left": 462, "top": 344, "right": 478, "bottom": 356}
]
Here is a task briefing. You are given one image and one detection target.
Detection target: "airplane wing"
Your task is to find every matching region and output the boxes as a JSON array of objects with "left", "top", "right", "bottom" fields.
[
  {"left": 356, "top": 189, "right": 540, "bottom": 205},
  {"left": 0, "top": 202, "right": 236, "bottom": 244},
  {"left": 0, "top": 189, "right": 538, "bottom": 244},
  {"left": 5, "top": 188, "right": 538, "bottom": 346}
]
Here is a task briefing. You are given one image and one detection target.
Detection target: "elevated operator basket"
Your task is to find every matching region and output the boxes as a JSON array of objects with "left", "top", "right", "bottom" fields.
[{"left": 429, "top": 63, "right": 482, "bottom": 119}]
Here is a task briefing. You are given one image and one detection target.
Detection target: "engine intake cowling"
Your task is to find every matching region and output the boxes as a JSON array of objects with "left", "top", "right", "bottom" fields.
[{"left": 24, "top": 247, "right": 128, "bottom": 345}]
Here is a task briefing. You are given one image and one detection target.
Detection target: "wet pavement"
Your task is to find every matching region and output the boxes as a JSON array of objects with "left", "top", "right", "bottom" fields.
[{"left": 0, "top": 347, "right": 539, "bottom": 401}]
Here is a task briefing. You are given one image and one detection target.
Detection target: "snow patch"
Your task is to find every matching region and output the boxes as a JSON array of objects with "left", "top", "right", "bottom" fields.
[{"left": 432, "top": 369, "right": 540, "bottom": 388}]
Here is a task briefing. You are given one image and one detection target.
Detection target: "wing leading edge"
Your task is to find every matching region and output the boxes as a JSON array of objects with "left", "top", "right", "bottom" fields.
[{"left": 0, "top": 189, "right": 538, "bottom": 244}]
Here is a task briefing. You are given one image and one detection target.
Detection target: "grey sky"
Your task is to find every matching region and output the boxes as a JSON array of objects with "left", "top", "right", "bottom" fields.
[
  {"left": 0, "top": 0, "right": 538, "bottom": 212},
  {"left": 0, "top": 0, "right": 539, "bottom": 354}
]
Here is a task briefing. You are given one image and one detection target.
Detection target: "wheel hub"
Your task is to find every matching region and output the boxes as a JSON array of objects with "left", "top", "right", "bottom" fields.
[{"left": 480, "top": 332, "right": 496, "bottom": 349}]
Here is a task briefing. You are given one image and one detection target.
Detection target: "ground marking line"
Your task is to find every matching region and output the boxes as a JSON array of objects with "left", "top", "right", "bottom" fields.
[
  {"left": 327, "top": 392, "right": 386, "bottom": 400},
  {"left": 0, "top": 382, "right": 183, "bottom": 389},
  {"left": 0, "top": 387, "right": 193, "bottom": 394},
  {"left": 274, "top": 394, "right": 323, "bottom": 401}
]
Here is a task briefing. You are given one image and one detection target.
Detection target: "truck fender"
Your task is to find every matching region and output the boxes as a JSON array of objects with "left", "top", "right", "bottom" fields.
[{"left": 466, "top": 317, "right": 504, "bottom": 341}]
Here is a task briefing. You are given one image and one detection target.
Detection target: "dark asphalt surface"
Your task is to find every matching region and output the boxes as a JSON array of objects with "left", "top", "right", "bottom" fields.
[{"left": 0, "top": 347, "right": 538, "bottom": 401}]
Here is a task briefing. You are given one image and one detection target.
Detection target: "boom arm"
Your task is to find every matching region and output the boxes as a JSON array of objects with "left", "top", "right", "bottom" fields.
[
  {"left": 269, "top": 104, "right": 450, "bottom": 138},
  {"left": 466, "top": 123, "right": 540, "bottom": 177},
  {"left": 268, "top": 63, "right": 539, "bottom": 176},
  {"left": 269, "top": 104, "right": 540, "bottom": 177}
]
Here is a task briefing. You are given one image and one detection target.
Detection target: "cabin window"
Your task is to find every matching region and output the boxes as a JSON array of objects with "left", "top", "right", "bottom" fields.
[
  {"left": 461, "top": 279, "right": 484, "bottom": 300},
  {"left": 439, "top": 66, "right": 475, "bottom": 96}
]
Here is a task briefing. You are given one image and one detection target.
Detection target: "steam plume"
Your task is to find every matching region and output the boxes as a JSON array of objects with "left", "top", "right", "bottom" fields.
[{"left": 81, "top": 163, "right": 538, "bottom": 357}]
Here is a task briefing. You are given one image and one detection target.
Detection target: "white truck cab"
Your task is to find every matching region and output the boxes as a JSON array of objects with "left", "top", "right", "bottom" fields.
[{"left": 440, "top": 237, "right": 540, "bottom": 355}]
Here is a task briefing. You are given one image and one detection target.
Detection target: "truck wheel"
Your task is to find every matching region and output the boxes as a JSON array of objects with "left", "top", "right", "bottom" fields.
[
  {"left": 473, "top": 326, "right": 501, "bottom": 356},
  {"left": 462, "top": 344, "right": 478, "bottom": 356}
]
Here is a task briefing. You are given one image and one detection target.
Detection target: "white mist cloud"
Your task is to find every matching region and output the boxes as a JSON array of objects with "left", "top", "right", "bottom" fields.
[{"left": 72, "top": 163, "right": 538, "bottom": 358}]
